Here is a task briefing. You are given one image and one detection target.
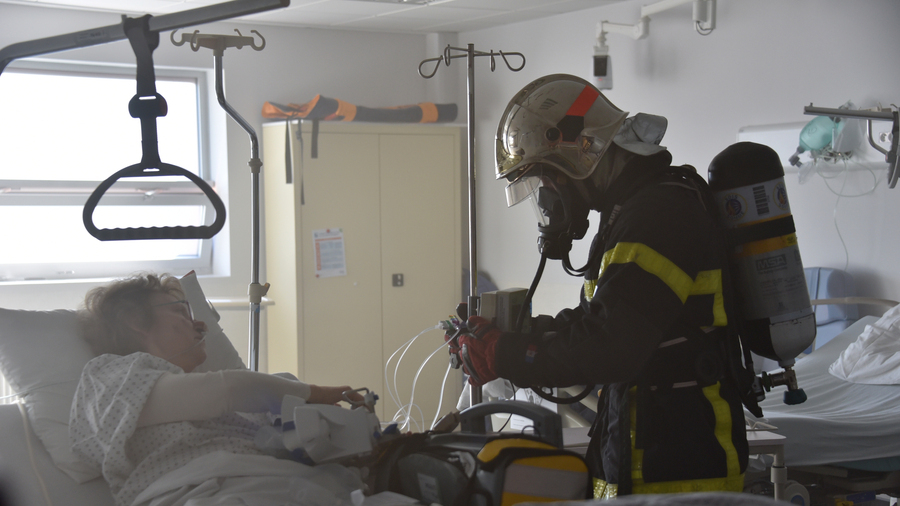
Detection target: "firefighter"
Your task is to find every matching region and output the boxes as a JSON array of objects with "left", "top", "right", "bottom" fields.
[{"left": 452, "top": 74, "right": 749, "bottom": 498}]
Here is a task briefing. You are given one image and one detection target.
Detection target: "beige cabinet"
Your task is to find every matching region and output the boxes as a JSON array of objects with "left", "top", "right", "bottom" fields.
[{"left": 263, "top": 121, "right": 463, "bottom": 427}]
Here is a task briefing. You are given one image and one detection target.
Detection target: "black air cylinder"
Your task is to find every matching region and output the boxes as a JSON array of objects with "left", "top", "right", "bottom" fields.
[{"left": 708, "top": 142, "right": 815, "bottom": 365}]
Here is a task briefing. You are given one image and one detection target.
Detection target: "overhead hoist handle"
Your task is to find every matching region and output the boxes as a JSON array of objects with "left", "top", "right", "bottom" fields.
[
  {"left": 83, "top": 163, "right": 227, "bottom": 241},
  {"left": 83, "top": 14, "right": 226, "bottom": 241}
]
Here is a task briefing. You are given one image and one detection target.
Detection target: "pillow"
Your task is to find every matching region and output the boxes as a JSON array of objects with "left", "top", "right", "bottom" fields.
[
  {"left": 0, "top": 308, "right": 98, "bottom": 483},
  {"left": 829, "top": 303, "right": 900, "bottom": 385},
  {"left": 0, "top": 272, "right": 245, "bottom": 483},
  {"left": 180, "top": 271, "right": 246, "bottom": 373}
]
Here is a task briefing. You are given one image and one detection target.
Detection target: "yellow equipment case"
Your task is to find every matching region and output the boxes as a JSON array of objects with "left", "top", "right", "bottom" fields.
[{"left": 374, "top": 400, "right": 591, "bottom": 506}]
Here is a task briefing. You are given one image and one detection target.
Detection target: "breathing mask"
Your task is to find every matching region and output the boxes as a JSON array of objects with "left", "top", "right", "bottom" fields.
[{"left": 508, "top": 166, "right": 590, "bottom": 261}]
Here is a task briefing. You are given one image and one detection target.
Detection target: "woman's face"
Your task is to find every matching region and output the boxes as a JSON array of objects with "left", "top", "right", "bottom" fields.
[{"left": 142, "top": 292, "right": 207, "bottom": 372}]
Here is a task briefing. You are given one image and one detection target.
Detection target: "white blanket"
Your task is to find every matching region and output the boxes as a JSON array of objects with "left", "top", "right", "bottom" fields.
[
  {"left": 70, "top": 353, "right": 362, "bottom": 506},
  {"left": 829, "top": 304, "right": 900, "bottom": 384},
  {"left": 132, "top": 452, "right": 363, "bottom": 506}
]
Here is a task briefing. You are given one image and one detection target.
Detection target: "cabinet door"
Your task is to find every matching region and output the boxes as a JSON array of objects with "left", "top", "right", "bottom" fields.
[
  {"left": 380, "top": 132, "right": 462, "bottom": 431},
  {"left": 299, "top": 130, "right": 385, "bottom": 413},
  {"left": 265, "top": 122, "right": 463, "bottom": 426}
]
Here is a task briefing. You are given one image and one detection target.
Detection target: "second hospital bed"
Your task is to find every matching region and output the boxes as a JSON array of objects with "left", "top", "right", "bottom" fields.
[{"left": 746, "top": 314, "right": 900, "bottom": 494}]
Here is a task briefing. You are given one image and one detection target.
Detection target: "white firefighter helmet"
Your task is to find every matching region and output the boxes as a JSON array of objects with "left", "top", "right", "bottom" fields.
[{"left": 496, "top": 74, "right": 628, "bottom": 207}]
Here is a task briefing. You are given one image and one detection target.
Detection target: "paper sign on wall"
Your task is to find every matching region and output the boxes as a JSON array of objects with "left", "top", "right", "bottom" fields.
[{"left": 313, "top": 228, "right": 347, "bottom": 278}]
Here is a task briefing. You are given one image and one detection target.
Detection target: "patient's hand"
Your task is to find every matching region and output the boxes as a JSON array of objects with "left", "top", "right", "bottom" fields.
[{"left": 308, "top": 385, "right": 364, "bottom": 406}]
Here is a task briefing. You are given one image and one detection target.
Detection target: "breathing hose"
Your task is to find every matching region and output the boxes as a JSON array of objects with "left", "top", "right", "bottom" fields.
[{"left": 515, "top": 252, "right": 596, "bottom": 405}]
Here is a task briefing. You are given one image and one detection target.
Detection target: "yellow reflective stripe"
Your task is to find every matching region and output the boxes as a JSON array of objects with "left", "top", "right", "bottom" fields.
[
  {"left": 632, "top": 474, "right": 745, "bottom": 494},
  {"left": 703, "top": 382, "right": 741, "bottom": 479},
  {"left": 735, "top": 233, "right": 798, "bottom": 258},
  {"left": 584, "top": 278, "right": 597, "bottom": 301},
  {"left": 593, "top": 478, "right": 618, "bottom": 499},
  {"left": 595, "top": 475, "right": 745, "bottom": 499},
  {"left": 596, "top": 243, "right": 727, "bottom": 326},
  {"left": 691, "top": 269, "right": 727, "bottom": 327},
  {"left": 601, "top": 243, "right": 693, "bottom": 303},
  {"left": 625, "top": 382, "right": 741, "bottom": 497}
]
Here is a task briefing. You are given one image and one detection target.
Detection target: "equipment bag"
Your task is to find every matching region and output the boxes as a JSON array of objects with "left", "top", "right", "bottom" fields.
[{"left": 375, "top": 401, "right": 591, "bottom": 506}]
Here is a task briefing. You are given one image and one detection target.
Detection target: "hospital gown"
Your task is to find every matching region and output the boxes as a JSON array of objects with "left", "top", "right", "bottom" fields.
[{"left": 69, "top": 353, "right": 363, "bottom": 506}]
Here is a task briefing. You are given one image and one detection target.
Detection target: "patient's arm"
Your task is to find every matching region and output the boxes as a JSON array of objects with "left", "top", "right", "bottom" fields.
[{"left": 137, "top": 370, "right": 312, "bottom": 427}]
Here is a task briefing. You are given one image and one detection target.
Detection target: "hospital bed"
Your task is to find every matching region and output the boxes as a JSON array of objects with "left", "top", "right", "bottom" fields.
[
  {"left": 0, "top": 273, "right": 248, "bottom": 506},
  {"left": 747, "top": 314, "right": 900, "bottom": 499}
]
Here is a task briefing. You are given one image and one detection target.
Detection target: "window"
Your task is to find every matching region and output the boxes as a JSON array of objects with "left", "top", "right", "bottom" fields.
[{"left": 0, "top": 59, "right": 217, "bottom": 281}]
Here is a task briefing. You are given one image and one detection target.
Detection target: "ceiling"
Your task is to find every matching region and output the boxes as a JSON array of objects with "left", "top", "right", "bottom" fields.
[{"left": 3, "top": 0, "right": 618, "bottom": 34}]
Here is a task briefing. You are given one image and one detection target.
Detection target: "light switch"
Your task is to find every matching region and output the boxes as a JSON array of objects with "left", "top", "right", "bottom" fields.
[{"left": 392, "top": 273, "right": 404, "bottom": 287}]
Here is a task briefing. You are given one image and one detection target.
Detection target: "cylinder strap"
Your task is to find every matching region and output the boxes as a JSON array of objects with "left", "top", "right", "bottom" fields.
[{"left": 729, "top": 215, "right": 795, "bottom": 246}]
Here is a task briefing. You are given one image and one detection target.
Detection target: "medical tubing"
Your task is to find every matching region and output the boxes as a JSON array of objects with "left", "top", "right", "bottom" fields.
[
  {"left": 163, "top": 331, "right": 208, "bottom": 361},
  {"left": 517, "top": 252, "right": 596, "bottom": 405},
  {"left": 393, "top": 404, "right": 424, "bottom": 433},
  {"left": 18, "top": 402, "right": 54, "bottom": 506},
  {"left": 385, "top": 336, "right": 415, "bottom": 420},
  {"left": 389, "top": 333, "right": 421, "bottom": 424},
  {"left": 403, "top": 341, "right": 449, "bottom": 431},
  {"left": 430, "top": 361, "right": 453, "bottom": 430},
  {"left": 515, "top": 253, "right": 547, "bottom": 333},
  {"left": 384, "top": 324, "right": 440, "bottom": 428}
]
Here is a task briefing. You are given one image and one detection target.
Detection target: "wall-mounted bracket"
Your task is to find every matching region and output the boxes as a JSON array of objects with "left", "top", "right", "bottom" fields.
[{"left": 805, "top": 104, "right": 899, "bottom": 188}]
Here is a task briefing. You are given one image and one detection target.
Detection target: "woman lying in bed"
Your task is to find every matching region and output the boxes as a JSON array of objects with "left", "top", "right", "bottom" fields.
[{"left": 69, "top": 273, "right": 366, "bottom": 506}]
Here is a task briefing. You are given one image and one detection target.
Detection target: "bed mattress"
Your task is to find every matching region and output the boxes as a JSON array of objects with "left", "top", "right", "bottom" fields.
[{"left": 748, "top": 316, "right": 900, "bottom": 468}]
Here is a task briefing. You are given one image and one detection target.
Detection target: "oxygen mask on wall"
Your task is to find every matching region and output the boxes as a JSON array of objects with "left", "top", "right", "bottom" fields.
[{"left": 789, "top": 101, "right": 865, "bottom": 183}]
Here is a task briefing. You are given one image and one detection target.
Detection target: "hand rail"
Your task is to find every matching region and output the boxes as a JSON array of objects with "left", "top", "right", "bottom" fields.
[{"left": 82, "top": 162, "right": 227, "bottom": 240}]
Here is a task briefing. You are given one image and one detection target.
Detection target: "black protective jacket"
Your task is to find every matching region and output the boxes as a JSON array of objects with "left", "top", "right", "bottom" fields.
[{"left": 495, "top": 151, "right": 749, "bottom": 497}]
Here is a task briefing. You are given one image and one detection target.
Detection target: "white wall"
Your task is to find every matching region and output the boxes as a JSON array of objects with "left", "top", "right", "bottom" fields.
[
  {"left": 458, "top": 0, "right": 900, "bottom": 318},
  {"left": 1, "top": 0, "right": 899, "bottom": 342}
]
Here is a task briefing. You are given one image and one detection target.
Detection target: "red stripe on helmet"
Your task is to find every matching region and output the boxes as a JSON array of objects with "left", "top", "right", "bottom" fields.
[{"left": 566, "top": 86, "right": 600, "bottom": 117}]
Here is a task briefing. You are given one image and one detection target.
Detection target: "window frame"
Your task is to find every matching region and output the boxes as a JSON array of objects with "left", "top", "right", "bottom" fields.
[{"left": 0, "top": 58, "right": 219, "bottom": 282}]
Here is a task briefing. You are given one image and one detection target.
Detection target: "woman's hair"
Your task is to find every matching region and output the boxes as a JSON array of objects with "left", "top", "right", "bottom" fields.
[{"left": 79, "top": 273, "right": 185, "bottom": 356}]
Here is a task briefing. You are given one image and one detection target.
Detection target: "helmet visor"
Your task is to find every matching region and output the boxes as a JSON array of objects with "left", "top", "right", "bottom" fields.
[{"left": 505, "top": 172, "right": 543, "bottom": 208}]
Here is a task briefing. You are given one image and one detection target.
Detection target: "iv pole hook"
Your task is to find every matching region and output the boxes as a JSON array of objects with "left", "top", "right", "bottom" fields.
[
  {"left": 418, "top": 43, "right": 524, "bottom": 406},
  {"left": 174, "top": 29, "right": 270, "bottom": 371}
]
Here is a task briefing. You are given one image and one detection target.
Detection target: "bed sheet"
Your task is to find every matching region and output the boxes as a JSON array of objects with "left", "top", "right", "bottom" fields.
[
  {"left": 747, "top": 316, "right": 900, "bottom": 467},
  {"left": 0, "top": 403, "right": 115, "bottom": 506}
]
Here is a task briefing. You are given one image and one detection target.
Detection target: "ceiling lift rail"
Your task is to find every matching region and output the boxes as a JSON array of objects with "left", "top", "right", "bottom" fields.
[
  {"left": 804, "top": 104, "right": 899, "bottom": 188},
  {"left": 0, "top": 0, "right": 289, "bottom": 76},
  {"left": 419, "top": 45, "right": 525, "bottom": 406},
  {"left": 172, "top": 28, "right": 269, "bottom": 371}
]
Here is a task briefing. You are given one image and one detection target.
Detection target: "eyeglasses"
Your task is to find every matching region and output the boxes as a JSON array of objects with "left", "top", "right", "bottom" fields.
[{"left": 152, "top": 299, "right": 193, "bottom": 319}]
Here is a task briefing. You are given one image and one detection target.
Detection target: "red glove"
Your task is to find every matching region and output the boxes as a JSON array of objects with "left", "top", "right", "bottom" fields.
[{"left": 457, "top": 316, "right": 501, "bottom": 386}]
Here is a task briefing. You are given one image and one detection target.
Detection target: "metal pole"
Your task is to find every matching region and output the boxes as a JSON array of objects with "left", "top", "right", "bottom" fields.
[
  {"left": 464, "top": 43, "right": 483, "bottom": 407},
  {"left": 214, "top": 51, "right": 265, "bottom": 371},
  {"left": 418, "top": 44, "right": 524, "bottom": 408}
]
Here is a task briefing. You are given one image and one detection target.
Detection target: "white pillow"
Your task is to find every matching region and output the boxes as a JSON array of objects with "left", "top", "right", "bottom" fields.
[
  {"left": 0, "top": 272, "right": 245, "bottom": 483},
  {"left": 180, "top": 271, "right": 246, "bottom": 373},
  {"left": 829, "top": 303, "right": 900, "bottom": 385}
]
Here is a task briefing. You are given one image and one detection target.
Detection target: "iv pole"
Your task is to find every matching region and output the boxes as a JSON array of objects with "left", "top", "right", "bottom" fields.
[
  {"left": 419, "top": 44, "right": 525, "bottom": 406},
  {"left": 172, "top": 29, "right": 269, "bottom": 372}
]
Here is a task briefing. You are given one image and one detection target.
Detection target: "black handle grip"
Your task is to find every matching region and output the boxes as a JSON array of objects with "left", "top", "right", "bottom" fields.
[
  {"left": 83, "top": 162, "right": 226, "bottom": 241},
  {"left": 458, "top": 400, "right": 563, "bottom": 449}
]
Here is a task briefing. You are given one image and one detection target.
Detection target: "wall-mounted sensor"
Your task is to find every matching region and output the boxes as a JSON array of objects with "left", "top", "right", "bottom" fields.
[{"left": 593, "top": 49, "right": 612, "bottom": 90}]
